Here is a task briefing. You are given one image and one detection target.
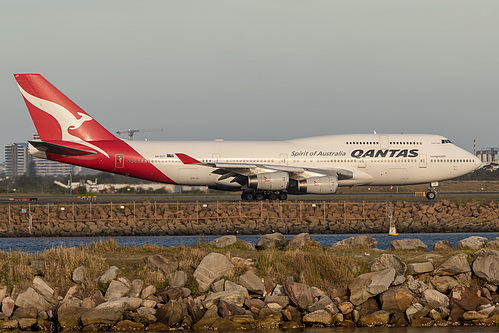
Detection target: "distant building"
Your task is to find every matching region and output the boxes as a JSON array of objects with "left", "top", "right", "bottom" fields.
[
  {"left": 476, "top": 148, "right": 498, "bottom": 164},
  {"left": 4, "top": 134, "right": 80, "bottom": 177},
  {"left": 4, "top": 142, "right": 30, "bottom": 177}
]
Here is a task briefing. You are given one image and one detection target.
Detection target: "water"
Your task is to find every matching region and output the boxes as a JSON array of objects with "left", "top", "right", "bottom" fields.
[
  {"left": 271, "top": 328, "right": 499, "bottom": 333},
  {"left": 0, "top": 232, "right": 497, "bottom": 253}
]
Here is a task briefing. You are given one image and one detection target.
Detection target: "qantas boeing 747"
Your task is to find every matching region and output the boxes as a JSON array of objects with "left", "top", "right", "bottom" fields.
[{"left": 14, "top": 74, "right": 481, "bottom": 200}]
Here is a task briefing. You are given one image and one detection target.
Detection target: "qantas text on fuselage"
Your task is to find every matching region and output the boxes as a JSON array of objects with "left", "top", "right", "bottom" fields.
[{"left": 14, "top": 74, "right": 481, "bottom": 201}]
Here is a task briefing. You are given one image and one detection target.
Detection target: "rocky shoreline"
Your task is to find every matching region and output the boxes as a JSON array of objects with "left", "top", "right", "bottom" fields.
[
  {"left": 0, "top": 200, "right": 498, "bottom": 237},
  {"left": 0, "top": 234, "right": 498, "bottom": 330}
]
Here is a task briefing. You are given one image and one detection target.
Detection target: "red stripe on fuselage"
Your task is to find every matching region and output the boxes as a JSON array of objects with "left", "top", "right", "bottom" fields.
[{"left": 42, "top": 140, "right": 176, "bottom": 184}]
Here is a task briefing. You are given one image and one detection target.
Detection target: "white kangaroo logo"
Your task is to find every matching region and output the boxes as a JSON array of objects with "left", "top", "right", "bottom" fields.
[{"left": 18, "top": 84, "right": 109, "bottom": 157}]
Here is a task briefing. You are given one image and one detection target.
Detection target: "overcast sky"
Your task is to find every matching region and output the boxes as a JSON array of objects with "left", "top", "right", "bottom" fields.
[{"left": 2, "top": 1, "right": 498, "bottom": 160}]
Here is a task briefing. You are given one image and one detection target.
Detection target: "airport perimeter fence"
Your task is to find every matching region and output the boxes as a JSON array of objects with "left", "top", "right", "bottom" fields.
[{"left": 0, "top": 201, "right": 390, "bottom": 227}]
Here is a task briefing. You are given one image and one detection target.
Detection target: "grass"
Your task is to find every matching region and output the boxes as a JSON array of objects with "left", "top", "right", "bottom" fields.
[{"left": 1, "top": 238, "right": 496, "bottom": 300}]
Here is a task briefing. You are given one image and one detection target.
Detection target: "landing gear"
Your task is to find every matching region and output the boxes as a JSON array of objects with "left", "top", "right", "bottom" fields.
[
  {"left": 240, "top": 190, "right": 288, "bottom": 201},
  {"left": 425, "top": 182, "right": 438, "bottom": 200},
  {"left": 425, "top": 191, "right": 436, "bottom": 200}
]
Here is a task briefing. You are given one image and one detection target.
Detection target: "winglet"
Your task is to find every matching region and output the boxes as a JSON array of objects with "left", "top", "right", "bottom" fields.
[{"left": 176, "top": 153, "right": 202, "bottom": 165}]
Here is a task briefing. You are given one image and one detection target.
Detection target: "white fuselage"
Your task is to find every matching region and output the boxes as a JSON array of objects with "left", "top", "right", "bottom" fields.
[{"left": 124, "top": 133, "right": 481, "bottom": 188}]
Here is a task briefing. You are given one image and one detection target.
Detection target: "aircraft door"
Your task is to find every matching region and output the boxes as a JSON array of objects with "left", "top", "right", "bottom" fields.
[
  {"left": 379, "top": 135, "right": 389, "bottom": 149},
  {"left": 212, "top": 153, "right": 220, "bottom": 162},
  {"left": 115, "top": 154, "right": 124, "bottom": 168},
  {"left": 279, "top": 153, "right": 288, "bottom": 165},
  {"left": 419, "top": 154, "right": 427, "bottom": 168},
  {"left": 358, "top": 158, "right": 366, "bottom": 168}
]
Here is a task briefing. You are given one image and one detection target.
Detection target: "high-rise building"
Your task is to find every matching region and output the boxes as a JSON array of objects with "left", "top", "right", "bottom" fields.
[{"left": 4, "top": 143, "right": 30, "bottom": 177}]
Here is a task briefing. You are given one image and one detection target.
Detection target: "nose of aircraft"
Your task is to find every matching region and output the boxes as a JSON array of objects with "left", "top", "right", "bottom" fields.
[{"left": 473, "top": 154, "right": 482, "bottom": 170}]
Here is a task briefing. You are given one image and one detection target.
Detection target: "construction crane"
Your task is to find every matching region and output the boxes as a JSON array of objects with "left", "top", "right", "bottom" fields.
[{"left": 116, "top": 128, "right": 163, "bottom": 140}]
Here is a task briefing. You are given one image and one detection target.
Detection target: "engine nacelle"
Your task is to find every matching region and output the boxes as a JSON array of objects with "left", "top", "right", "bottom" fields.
[
  {"left": 247, "top": 172, "right": 289, "bottom": 190},
  {"left": 297, "top": 175, "right": 338, "bottom": 194}
]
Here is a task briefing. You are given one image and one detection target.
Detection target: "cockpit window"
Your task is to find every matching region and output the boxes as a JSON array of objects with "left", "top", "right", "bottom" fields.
[{"left": 441, "top": 139, "right": 452, "bottom": 144}]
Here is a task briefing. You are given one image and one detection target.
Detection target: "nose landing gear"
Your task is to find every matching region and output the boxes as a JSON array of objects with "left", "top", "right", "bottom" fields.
[{"left": 425, "top": 182, "right": 438, "bottom": 200}]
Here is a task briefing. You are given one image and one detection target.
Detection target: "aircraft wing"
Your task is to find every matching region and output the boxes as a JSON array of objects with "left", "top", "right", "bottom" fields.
[{"left": 175, "top": 153, "right": 353, "bottom": 180}]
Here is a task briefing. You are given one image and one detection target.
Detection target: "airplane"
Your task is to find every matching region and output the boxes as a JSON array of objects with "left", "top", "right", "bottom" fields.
[{"left": 14, "top": 74, "right": 482, "bottom": 201}]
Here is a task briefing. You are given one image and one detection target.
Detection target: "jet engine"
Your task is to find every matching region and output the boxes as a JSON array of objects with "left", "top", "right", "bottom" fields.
[
  {"left": 296, "top": 175, "right": 338, "bottom": 194},
  {"left": 247, "top": 172, "right": 289, "bottom": 190}
]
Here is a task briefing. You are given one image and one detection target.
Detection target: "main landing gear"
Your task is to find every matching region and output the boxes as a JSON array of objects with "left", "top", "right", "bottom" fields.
[
  {"left": 241, "top": 191, "right": 288, "bottom": 201},
  {"left": 425, "top": 182, "right": 438, "bottom": 200}
]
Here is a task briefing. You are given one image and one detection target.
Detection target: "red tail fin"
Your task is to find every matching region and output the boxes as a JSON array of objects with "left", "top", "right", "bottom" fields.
[{"left": 14, "top": 74, "right": 117, "bottom": 141}]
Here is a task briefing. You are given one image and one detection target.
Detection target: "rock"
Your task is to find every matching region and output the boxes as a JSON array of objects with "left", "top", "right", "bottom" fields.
[
  {"left": 14, "top": 306, "right": 38, "bottom": 318},
  {"left": 144, "top": 254, "right": 178, "bottom": 275},
  {"left": 407, "top": 262, "right": 433, "bottom": 275},
  {"left": 129, "top": 279, "right": 144, "bottom": 298},
  {"left": 406, "top": 303, "right": 424, "bottom": 322},
  {"left": 193, "top": 305, "right": 220, "bottom": 330},
  {"left": 63, "top": 285, "right": 84, "bottom": 302},
  {"left": 15, "top": 287, "right": 52, "bottom": 312},
  {"left": 169, "top": 270, "right": 188, "bottom": 288},
  {"left": 472, "top": 249, "right": 499, "bottom": 285},
  {"left": 2, "top": 297, "right": 15, "bottom": 317},
  {"left": 18, "top": 318, "right": 37, "bottom": 330},
  {"left": 307, "top": 296, "right": 333, "bottom": 313},
  {"left": 116, "top": 320, "right": 144, "bottom": 330},
  {"left": 434, "top": 253, "right": 471, "bottom": 276},
  {"left": 105, "top": 279, "right": 131, "bottom": 299},
  {"left": 264, "top": 295, "right": 290, "bottom": 308},
  {"left": 359, "top": 310, "right": 390, "bottom": 326},
  {"left": 450, "top": 286, "right": 480, "bottom": 311},
  {"left": 188, "top": 297, "right": 206, "bottom": 322},
  {"left": 210, "top": 235, "right": 237, "bottom": 248},
  {"left": 203, "top": 289, "right": 248, "bottom": 308},
  {"left": 390, "top": 238, "right": 428, "bottom": 251},
  {"left": 245, "top": 299, "right": 265, "bottom": 314},
  {"left": 379, "top": 285, "right": 414, "bottom": 312},
  {"left": 463, "top": 310, "right": 489, "bottom": 320},
  {"left": 255, "top": 233, "right": 285, "bottom": 250},
  {"left": 238, "top": 271, "right": 264, "bottom": 295},
  {"left": 349, "top": 268, "right": 396, "bottom": 305},
  {"left": 458, "top": 236, "right": 488, "bottom": 250},
  {"left": 431, "top": 276, "right": 458, "bottom": 294},
  {"left": 72, "top": 266, "right": 85, "bottom": 284},
  {"left": 2, "top": 319, "right": 19, "bottom": 330},
  {"left": 156, "top": 300, "right": 186, "bottom": 326},
  {"left": 337, "top": 301, "right": 354, "bottom": 314},
  {"left": 238, "top": 239, "right": 256, "bottom": 250},
  {"left": 331, "top": 235, "right": 377, "bottom": 248},
  {"left": 211, "top": 279, "right": 225, "bottom": 293},
  {"left": 58, "top": 298, "right": 87, "bottom": 329},
  {"left": 487, "top": 237, "right": 499, "bottom": 248},
  {"left": 140, "top": 285, "right": 156, "bottom": 299},
  {"left": 81, "top": 300, "right": 126, "bottom": 325},
  {"left": 406, "top": 276, "right": 428, "bottom": 294},
  {"left": 421, "top": 289, "right": 449, "bottom": 309},
  {"left": 194, "top": 253, "right": 235, "bottom": 292},
  {"left": 303, "top": 310, "right": 332, "bottom": 325},
  {"left": 97, "top": 266, "right": 118, "bottom": 285},
  {"left": 283, "top": 233, "right": 312, "bottom": 249},
  {"left": 218, "top": 299, "right": 245, "bottom": 318},
  {"left": 32, "top": 277, "right": 54, "bottom": 303},
  {"left": 433, "top": 240, "right": 453, "bottom": 251},
  {"left": 369, "top": 254, "right": 406, "bottom": 276},
  {"left": 284, "top": 281, "right": 314, "bottom": 310}
]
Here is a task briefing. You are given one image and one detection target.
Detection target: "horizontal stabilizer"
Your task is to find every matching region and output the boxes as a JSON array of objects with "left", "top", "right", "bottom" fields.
[{"left": 29, "top": 140, "right": 97, "bottom": 156}]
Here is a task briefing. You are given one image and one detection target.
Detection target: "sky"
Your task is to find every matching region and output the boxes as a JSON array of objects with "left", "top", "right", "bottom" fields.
[{"left": 2, "top": 1, "right": 499, "bottom": 161}]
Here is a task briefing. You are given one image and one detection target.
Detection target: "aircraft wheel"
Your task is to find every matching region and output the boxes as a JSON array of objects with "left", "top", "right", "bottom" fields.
[
  {"left": 268, "top": 192, "right": 278, "bottom": 200},
  {"left": 278, "top": 192, "right": 288, "bottom": 201},
  {"left": 255, "top": 192, "right": 265, "bottom": 201},
  {"left": 244, "top": 192, "right": 255, "bottom": 201},
  {"left": 425, "top": 191, "right": 436, "bottom": 200}
]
